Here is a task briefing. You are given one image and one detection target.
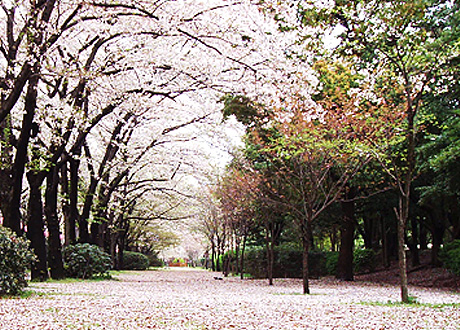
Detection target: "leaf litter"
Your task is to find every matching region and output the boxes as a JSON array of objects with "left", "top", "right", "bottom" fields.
[{"left": 0, "top": 268, "right": 459, "bottom": 329}]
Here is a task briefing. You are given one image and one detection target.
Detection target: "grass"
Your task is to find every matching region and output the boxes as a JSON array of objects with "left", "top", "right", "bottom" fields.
[
  {"left": 0, "top": 289, "right": 48, "bottom": 299},
  {"left": 272, "top": 292, "right": 325, "bottom": 296},
  {"left": 360, "top": 297, "right": 460, "bottom": 309}
]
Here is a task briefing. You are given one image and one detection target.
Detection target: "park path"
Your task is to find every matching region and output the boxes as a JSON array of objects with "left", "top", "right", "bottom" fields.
[{"left": 0, "top": 268, "right": 459, "bottom": 329}]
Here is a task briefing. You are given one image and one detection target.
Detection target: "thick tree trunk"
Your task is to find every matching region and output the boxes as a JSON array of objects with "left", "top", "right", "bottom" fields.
[
  {"left": 4, "top": 73, "right": 39, "bottom": 235},
  {"left": 336, "top": 192, "right": 356, "bottom": 281},
  {"left": 45, "top": 165, "right": 65, "bottom": 279},
  {"left": 60, "top": 162, "right": 72, "bottom": 245},
  {"left": 67, "top": 158, "right": 80, "bottom": 244},
  {"left": 0, "top": 117, "right": 14, "bottom": 225},
  {"left": 26, "top": 169, "right": 48, "bottom": 281}
]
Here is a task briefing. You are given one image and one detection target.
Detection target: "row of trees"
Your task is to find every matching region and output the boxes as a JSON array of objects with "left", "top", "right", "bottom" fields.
[
  {"left": 0, "top": 1, "right": 290, "bottom": 281},
  {"left": 201, "top": 0, "right": 460, "bottom": 303}
]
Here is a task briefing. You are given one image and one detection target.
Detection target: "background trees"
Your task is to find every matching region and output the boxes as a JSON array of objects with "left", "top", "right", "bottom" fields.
[{"left": 199, "top": 0, "right": 460, "bottom": 301}]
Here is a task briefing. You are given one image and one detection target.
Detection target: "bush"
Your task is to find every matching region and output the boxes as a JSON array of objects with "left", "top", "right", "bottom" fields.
[
  {"left": 243, "top": 244, "right": 332, "bottom": 279},
  {"left": 147, "top": 253, "right": 164, "bottom": 268},
  {"left": 275, "top": 243, "right": 303, "bottom": 278},
  {"left": 325, "top": 251, "right": 339, "bottom": 276},
  {"left": 243, "top": 246, "right": 266, "bottom": 278},
  {"left": 0, "top": 226, "right": 35, "bottom": 295},
  {"left": 62, "top": 243, "right": 112, "bottom": 279},
  {"left": 122, "top": 251, "right": 150, "bottom": 270},
  {"left": 353, "top": 249, "right": 376, "bottom": 274},
  {"left": 439, "top": 240, "right": 460, "bottom": 276}
]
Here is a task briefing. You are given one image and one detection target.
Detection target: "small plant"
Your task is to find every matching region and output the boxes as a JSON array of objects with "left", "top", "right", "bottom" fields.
[
  {"left": 62, "top": 243, "right": 112, "bottom": 279},
  {"left": 0, "top": 226, "right": 35, "bottom": 296},
  {"left": 439, "top": 239, "right": 460, "bottom": 276},
  {"left": 122, "top": 251, "right": 150, "bottom": 270}
]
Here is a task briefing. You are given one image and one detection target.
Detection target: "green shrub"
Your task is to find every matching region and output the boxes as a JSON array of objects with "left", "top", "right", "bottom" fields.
[
  {"left": 325, "top": 251, "right": 339, "bottom": 276},
  {"left": 147, "top": 253, "right": 164, "bottom": 268},
  {"left": 275, "top": 243, "right": 303, "bottom": 278},
  {"left": 439, "top": 240, "right": 460, "bottom": 276},
  {"left": 0, "top": 226, "right": 35, "bottom": 295},
  {"left": 243, "top": 244, "right": 332, "bottom": 279},
  {"left": 122, "top": 251, "right": 150, "bottom": 270},
  {"left": 353, "top": 249, "right": 376, "bottom": 274},
  {"left": 244, "top": 246, "right": 266, "bottom": 278},
  {"left": 62, "top": 243, "right": 112, "bottom": 279}
]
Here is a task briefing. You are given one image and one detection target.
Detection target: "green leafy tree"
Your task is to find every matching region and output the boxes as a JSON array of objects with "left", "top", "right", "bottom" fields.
[{"left": 293, "top": 0, "right": 460, "bottom": 303}]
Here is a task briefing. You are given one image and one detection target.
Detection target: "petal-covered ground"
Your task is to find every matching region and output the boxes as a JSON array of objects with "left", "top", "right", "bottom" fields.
[{"left": 1, "top": 268, "right": 459, "bottom": 329}]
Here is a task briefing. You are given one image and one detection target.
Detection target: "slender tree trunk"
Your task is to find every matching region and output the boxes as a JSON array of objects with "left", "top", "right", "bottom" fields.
[
  {"left": 211, "top": 240, "right": 216, "bottom": 271},
  {"left": 409, "top": 216, "right": 420, "bottom": 267},
  {"left": 240, "top": 234, "right": 247, "bottom": 280},
  {"left": 381, "top": 215, "right": 390, "bottom": 268},
  {"left": 45, "top": 165, "right": 65, "bottom": 279},
  {"left": 266, "top": 232, "right": 274, "bottom": 286},
  {"left": 302, "top": 234, "right": 310, "bottom": 294},
  {"left": 396, "top": 196, "right": 409, "bottom": 303},
  {"left": 234, "top": 235, "right": 240, "bottom": 276}
]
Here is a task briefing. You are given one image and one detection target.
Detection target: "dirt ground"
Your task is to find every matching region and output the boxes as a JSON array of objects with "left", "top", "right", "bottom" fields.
[{"left": 0, "top": 268, "right": 459, "bottom": 329}]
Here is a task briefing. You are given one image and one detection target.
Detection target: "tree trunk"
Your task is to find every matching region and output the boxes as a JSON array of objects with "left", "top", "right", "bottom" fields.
[
  {"left": 431, "top": 220, "right": 445, "bottom": 267},
  {"left": 211, "top": 240, "right": 216, "bottom": 271},
  {"left": 45, "top": 165, "right": 65, "bottom": 279},
  {"left": 61, "top": 162, "right": 71, "bottom": 245},
  {"left": 266, "top": 233, "right": 274, "bottom": 286},
  {"left": 240, "top": 234, "right": 247, "bottom": 280},
  {"left": 396, "top": 196, "right": 409, "bottom": 303},
  {"left": 68, "top": 158, "right": 80, "bottom": 244},
  {"left": 449, "top": 195, "right": 460, "bottom": 240},
  {"left": 4, "top": 73, "right": 40, "bottom": 235},
  {"left": 381, "top": 215, "right": 390, "bottom": 268},
  {"left": 26, "top": 169, "right": 48, "bottom": 281},
  {"left": 409, "top": 216, "right": 420, "bottom": 267},
  {"left": 336, "top": 191, "right": 356, "bottom": 281},
  {"left": 302, "top": 235, "right": 310, "bottom": 294}
]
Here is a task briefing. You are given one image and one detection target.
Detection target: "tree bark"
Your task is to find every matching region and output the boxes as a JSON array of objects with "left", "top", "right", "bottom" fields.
[
  {"left": 240, "top": 234, "right": 247, "bottom": 280},
  {"left": 266, "top": 232, "right": 274, "bottom": 286},
  {"left": 336, "top": 189, "right": 356, "bottom": 281},
  {"left": 4, "top": 73, "right": 39, "bottom": 235},
  {"left": 45, "top": 165, "right": 65, "bottom": 279},
  {"left": 67, "top": 157, "right": 80, "bottom": 244},
  {"left": 396, "top": 196, "right": 409, "bottom": 303},
  {"left": 302, "top": 235, "right": 310, "bottom": 294},
  {"left": 409, "top": 216, "right": 420, "bottom": 267},
  {"left": 26, "top": 168, "right": 48, "bottom": 281}
]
